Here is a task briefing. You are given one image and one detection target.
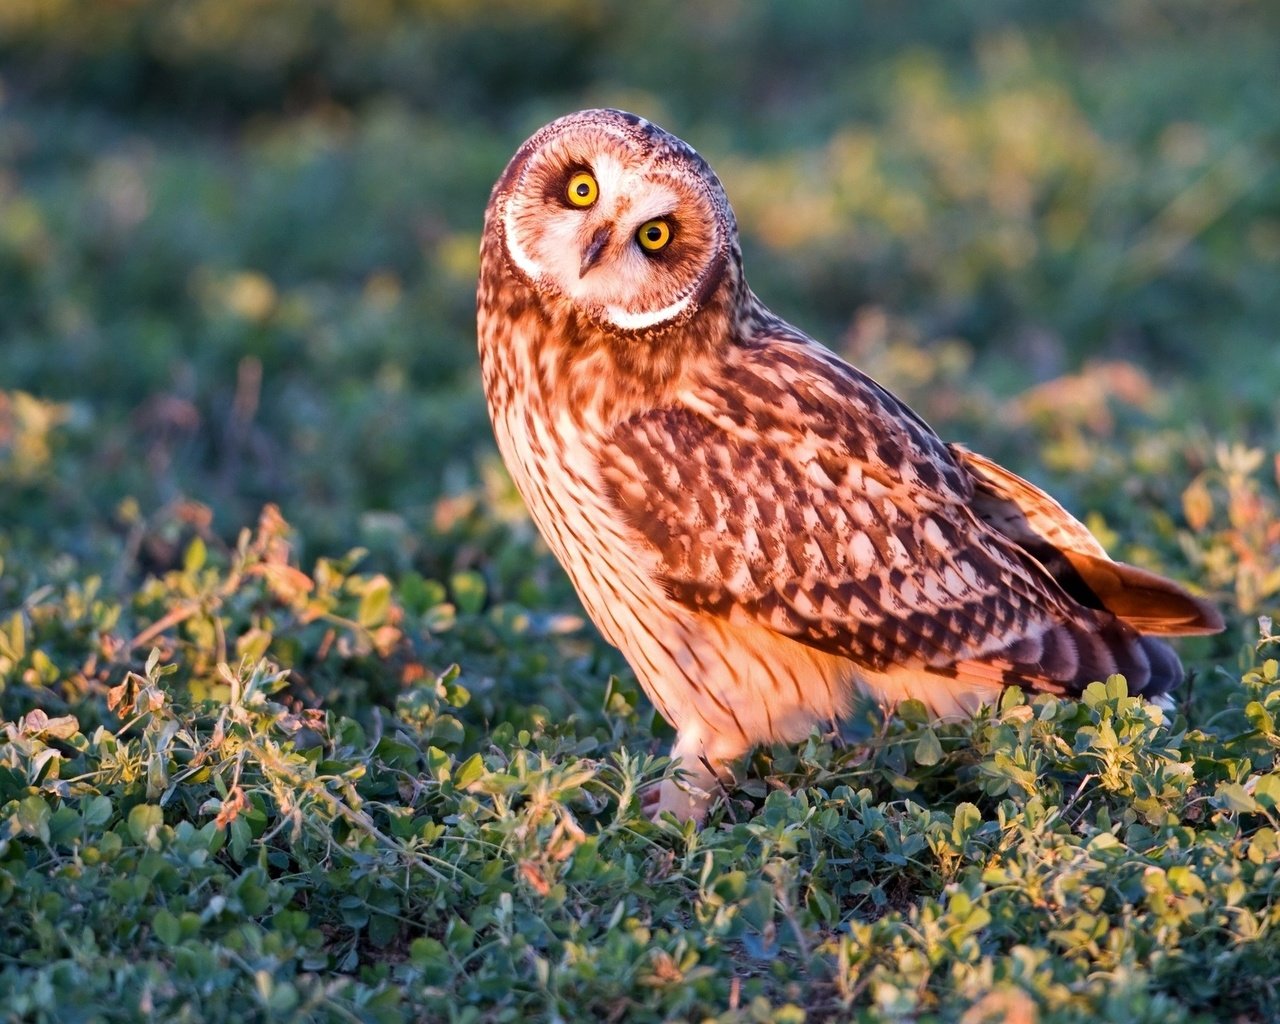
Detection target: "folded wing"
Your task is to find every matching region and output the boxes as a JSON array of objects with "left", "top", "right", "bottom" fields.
[
  {"left": 954, "top": 446, "right": 1223, "bottom": 636},
  {"left": 598, "top": 337, "right": 1220, "bottom": 699}
]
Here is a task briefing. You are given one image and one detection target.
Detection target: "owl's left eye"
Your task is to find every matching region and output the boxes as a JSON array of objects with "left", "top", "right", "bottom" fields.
[
  {"left": 636, "top": 218, "right": 672, "bottom": 253},
  {"left": 566, "top": 171, "right": 598, "bottom": 207}
]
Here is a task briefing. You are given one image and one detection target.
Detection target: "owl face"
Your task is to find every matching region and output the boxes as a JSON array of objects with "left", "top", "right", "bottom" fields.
[{"left": 492, "top": 109, "right": 735, "bottom": 334}]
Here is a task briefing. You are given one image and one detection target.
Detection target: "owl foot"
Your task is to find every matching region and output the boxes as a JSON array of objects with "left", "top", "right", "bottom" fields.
[
  {"left": 643, "top": 744, "right": 734, "bottom": 826},
  {"left": 645, "top": 775, "right": 715, "bottom": 825}
]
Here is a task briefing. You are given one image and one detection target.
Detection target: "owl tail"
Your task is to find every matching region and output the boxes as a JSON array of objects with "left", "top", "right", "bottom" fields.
[
  {"left": 955, "top": 444, "right": 1224, "bottom": 639},
  {"left": 1058, "top": 550, "right": 1224, "bottom": 636},
  {"left": 952, "top": 612, "right": 1191, "bottom": 701},
  {"left": 866, "top": 611, "right": 1189, "bottom": 721}
]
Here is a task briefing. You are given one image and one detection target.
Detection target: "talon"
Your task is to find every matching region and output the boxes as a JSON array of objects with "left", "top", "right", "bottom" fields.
[{"left": 649, "top": 776, "right": 714, "bottom": 826}]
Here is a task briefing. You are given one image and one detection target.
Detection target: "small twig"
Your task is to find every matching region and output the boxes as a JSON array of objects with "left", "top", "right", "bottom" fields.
[{"left": 129, "top": 603, "right": 199, "bottom": 651}]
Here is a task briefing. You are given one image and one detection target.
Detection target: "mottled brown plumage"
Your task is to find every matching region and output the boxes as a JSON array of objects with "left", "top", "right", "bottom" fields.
[{"left": 477, "top": 109, "right": 1223, "bottom": 822}]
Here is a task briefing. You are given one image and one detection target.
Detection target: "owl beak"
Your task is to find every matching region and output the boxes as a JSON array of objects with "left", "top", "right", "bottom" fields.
[{"left": 579, "top": 225, "right": 612, "bottom": 278}]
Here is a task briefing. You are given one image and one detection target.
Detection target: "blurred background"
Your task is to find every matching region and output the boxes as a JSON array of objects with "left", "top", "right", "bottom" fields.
[{"left": 1, "top": 0, "right": 1278, "bottom": 626}]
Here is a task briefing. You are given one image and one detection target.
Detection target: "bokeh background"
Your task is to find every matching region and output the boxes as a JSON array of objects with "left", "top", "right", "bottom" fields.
[{"left": 2, "top": 0, "right": 1279, "bottom": 618}]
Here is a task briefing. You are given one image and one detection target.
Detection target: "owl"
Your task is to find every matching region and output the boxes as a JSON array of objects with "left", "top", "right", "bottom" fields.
[{"left": 476, "top": 108, "right": 1223, "bottom": 823}]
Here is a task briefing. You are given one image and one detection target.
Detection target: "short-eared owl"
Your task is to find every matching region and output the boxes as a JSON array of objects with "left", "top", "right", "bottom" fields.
[{"left": 476, "top": 109, "right": 1223, "bottom": 822}]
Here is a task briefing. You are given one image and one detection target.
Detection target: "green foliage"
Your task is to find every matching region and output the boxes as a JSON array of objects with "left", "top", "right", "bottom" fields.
[
  {"left": 1, "top": 531, "right": 1279, "bottom": 1020},
  {"left": 2, "top": 1, "right": 1280, "bottom": 1020}
]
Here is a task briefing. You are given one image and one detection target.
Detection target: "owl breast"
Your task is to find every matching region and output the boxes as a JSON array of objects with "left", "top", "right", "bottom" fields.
[{"left": 478, "top": 305, "right": 654, "bottom": 645}]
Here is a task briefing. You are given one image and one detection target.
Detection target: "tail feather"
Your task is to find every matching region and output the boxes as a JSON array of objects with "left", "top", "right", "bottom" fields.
[
  {"left": 868, "top": 616, "right": 1185, "bottom": 722},
  {"left": 952, "top": 614, "right": 1184, "bottom": 700},
  {"left": 1060, "top": 550, "right": 1224, "bottom": 636}
]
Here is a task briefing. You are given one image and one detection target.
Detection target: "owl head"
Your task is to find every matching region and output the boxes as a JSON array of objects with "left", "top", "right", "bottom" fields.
[{"left": 487, "top": 109, "right": 739, "bottom": 335}]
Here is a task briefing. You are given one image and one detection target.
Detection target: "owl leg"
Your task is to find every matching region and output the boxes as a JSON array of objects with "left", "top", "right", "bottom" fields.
[{"left": 647, "top": 731, "right": 738, "bottom": 825}]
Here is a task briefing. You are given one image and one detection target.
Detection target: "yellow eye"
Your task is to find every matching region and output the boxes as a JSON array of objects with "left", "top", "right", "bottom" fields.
[
  {"left": 636, "top": 218, "right": 672, "bottom": 252},
  {"left": 566, "top": 171, "right": 598, "bottom": 207}
]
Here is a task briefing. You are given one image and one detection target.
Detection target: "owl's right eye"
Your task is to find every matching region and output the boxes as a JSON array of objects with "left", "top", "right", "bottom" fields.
[{"left": 566, "top": 171, "right": 599, "bottom": 208}]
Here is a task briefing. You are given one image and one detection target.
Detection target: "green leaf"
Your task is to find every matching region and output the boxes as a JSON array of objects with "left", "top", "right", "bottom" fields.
[
  {"left": 450, "top": 570, "right": 487, "bottom": 616},
  {"left": 128, "top": 804, "right": 165, "bottom": 843},
  {"left": 369, "top": 912, "right": 400, "bottom": 949},
  {"left": 1217, "top": 783, "right": 1259, "bottom": 813},
  {"left": 1252, "top": 774, "right": 1280, "bottom": 810},
  {"left": 914, "top": 728, "right": 943, "bottom": 766},
  {"left": 153, "top": 908, "right": 181, "bottom": 946},
  {"left": 183, "top": 536, "right": 207, "bottom": 573},
  {"left": 712, "top": 870, "right": 748, "bottom": 903},
  {"left": 235, "top": 871, "right": 271, "bottom": 915},
  {"left": 16, "top": 795, "right": 51, "bottom": 842},
  {"left": 1246, "top": 700, "right": 1275, "bottom": 735},
  {"left": 952, "top": 802, "right": 982, "bottom": 844},
  {"left": 410, "top": 937, "right": 447, "bottom": 968},
  {"left": 358, "top": 575, "right": 392, "bottom": 628},
  {"left": 82, "top": 795, "right": 113, "bottom": 829},
  {"left": 267, "top": 982, "right": 298, "bottom": 1014},
  {"left": 1, "top": 612, "right": 26, "bottom": 661},
  {"left": 49, "top": 806, "right": 80, "bottom": 845},
  {"left": 0, "top": 767, "right": 26, "bottom": 802},
  {"left": 453, "top": 752, "right": 486, "bottom": 788},
  {"left": 399, "top": 573, "right": 447, "bottom": 615},
  {"left": 426, "top": 747, "right": 451, "bottom": 782}
]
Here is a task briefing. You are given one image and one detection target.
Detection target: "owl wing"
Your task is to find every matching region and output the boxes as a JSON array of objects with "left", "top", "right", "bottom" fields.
[{"left": 598, "top": 336, "right": 1217, "bottom": 692}]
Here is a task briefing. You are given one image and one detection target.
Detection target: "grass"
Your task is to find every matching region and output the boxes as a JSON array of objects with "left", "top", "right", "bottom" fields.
[{"left": 2, "top": 1, "right": 1280, "bottom": 1020}]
